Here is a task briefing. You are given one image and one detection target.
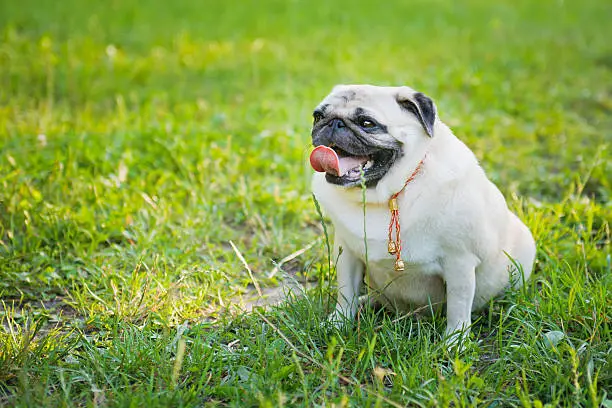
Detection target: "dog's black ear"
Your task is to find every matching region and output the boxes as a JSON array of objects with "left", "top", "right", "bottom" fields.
[{"left": 396, "top": 90, "right": 436, "bottom": 137}]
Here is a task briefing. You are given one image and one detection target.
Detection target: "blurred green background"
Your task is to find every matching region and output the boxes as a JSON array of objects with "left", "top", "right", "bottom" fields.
[{"left": 0, "top": 0, "right": 611, "bottom": 405}]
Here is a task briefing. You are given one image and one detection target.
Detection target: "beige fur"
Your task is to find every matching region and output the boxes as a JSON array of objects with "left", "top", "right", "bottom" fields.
[{"left": 311, "top": 85, "right": 536, "bottom": 343}]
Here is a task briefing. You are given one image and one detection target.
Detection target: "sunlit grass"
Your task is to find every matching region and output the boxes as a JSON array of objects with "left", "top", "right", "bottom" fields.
[{"left": 0, "top": 0, "right": 611, "bottom": 406}]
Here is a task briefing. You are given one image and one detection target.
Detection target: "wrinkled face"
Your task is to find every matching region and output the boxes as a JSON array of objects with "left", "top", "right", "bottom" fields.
[{"left": 310, "top": 85, "right": 436, "bottom": 187}]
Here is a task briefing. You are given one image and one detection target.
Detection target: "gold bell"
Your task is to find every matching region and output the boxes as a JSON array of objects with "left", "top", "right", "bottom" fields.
[
  {"left": 387, "top": 241, "right": 397, "bottom": 254},
  {"left": 394, "top": 259, "right": 405, "bottom": 271},
  {"left": 388, "top": 198, "right": 398, "bottom": 211}
]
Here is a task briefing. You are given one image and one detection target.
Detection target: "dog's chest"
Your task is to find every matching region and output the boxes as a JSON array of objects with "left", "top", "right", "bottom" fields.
[
  {"left": 332, "top": 204, "right": 446, "bottom": 306},
  {"left": 328, "top": 200, "right": 440, "bottom": 265},
  {"left": 315, "top": 181, "right": 446, "bottom": 308}
]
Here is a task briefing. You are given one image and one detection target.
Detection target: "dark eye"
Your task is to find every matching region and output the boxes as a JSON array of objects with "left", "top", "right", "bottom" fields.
[
  {"left": 359, "top": 117, "right": 377, "bottom": 129},
  {"left": 313, "top": 111, "right": 324, "bottom": 124}
]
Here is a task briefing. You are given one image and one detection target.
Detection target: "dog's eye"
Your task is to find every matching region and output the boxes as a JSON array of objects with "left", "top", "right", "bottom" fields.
[
  {"left": 359, "top": 117, "right": 377, "bottom": 129},
  {"left": 313, "top": 111, "right": 324, "bottom": 124}
]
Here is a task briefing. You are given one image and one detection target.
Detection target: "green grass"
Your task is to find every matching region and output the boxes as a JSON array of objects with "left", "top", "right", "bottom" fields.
[{"left": 1, "top": 0, "right": 611, "bottom": 406}]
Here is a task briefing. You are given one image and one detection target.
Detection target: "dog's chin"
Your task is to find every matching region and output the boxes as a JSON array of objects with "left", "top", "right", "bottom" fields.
[{"left": 324, "top": 149, "right": 398, "bottom": 188}]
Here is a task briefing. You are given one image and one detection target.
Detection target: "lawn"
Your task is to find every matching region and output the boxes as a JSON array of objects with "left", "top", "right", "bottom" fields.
[{"left": 0, "top": 0, "right": 611, "bottom": 406}]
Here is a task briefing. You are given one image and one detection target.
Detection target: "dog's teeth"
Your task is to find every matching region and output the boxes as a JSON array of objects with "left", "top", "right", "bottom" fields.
[{"left": 364, "top": 160, "right": 373, "bottom": 170}]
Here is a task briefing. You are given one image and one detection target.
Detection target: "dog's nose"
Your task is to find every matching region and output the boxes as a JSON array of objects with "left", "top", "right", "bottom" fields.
[{"left": 331, "top": 118, "right": 346, "bottom": 130}]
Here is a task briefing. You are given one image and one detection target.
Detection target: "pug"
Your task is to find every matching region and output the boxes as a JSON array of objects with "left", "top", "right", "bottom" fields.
[{"left": 309, "top": 84, "right": 536, "bottom": 344}]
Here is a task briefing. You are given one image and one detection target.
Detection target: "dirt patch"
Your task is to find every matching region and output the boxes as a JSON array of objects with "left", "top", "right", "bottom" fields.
[{"left": 232, "top": 279, "right": 318, "bottom": 312}]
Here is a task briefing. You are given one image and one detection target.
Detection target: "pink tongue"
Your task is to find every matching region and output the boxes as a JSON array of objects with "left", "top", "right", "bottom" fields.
[{"left": 309, "top": 146, "right": 368, "bottom": 177}]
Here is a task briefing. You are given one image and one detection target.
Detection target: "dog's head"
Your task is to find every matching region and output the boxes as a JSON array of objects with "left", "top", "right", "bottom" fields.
[{"left": 310, "top": 85, "right": 436, "bottom": 187}]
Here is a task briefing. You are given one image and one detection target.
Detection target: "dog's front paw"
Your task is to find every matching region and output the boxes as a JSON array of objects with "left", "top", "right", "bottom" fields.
[
  {"left": 443, "top": 328, "right": 472, "bottom": 354},
  {"left": 321, "top": 310, "right": 351, "bottom": 330}
]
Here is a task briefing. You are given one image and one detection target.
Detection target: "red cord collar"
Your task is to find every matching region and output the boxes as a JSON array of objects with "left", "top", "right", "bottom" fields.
[{"left": 387, "top": 155, "right": 426, "bottom": 271}]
